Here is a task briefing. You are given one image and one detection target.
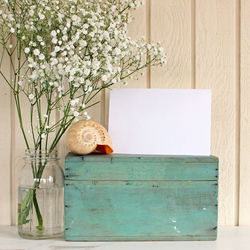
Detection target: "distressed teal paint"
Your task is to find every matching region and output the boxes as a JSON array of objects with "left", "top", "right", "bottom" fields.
[{"left": 65, "top": 153, "right": 218, "bottom": 241}]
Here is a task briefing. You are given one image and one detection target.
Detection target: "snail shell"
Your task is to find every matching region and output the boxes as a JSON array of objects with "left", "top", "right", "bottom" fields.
[{"left": 66, "top": 119, "right": 113, "bottom": 155}]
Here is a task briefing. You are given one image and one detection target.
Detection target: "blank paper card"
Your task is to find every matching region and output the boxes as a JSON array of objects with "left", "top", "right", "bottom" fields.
[{"left": 108, "top": 89, "right": 211, "bottom": 156}]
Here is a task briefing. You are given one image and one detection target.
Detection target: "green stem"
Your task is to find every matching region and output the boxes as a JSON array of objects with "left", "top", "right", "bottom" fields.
[
  {"left": 30, "top": 105, "right": 36, "bottom": 146},
  {"left": 18, "top": 189, "right": 32, "bottom": 225},
  {"left": 33, "top": 189, "right": 43, "bottom": 230},
  {"left": 14, "top": 93, "right": 30, "bottom": 149},
  {"left": 18, "top": 161, "right": 47, "bottom": 230},
  {"left": 0, "top": 71, "right": 15, "bottom": 91}
]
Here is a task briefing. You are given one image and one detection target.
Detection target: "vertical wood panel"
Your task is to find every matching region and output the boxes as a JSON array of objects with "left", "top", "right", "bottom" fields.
[
  {"left": 12, "top": 101, "right": 26, "bottom": 224},
  {"left": 196, "top": 0, "right": 238, "bottom": 225},
  {"left": 104, "top": 4, "right": 147, "bottom": 129},
  {"left": 151, "top": 0, "right": 192, "bottom": 88},
  {"left": 126, "top": 3, "right": 147, "bottom": 88},
  {"left": 0, "top": 46, "right": 11, "bottom": 225},
  {"left": 239, "top": 0, "right": 250, "bottom": 225}
]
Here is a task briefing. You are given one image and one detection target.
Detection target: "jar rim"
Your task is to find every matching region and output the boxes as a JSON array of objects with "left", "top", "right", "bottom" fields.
[{"left": 25, "top": 149, "right": 59, "bottom": 160}]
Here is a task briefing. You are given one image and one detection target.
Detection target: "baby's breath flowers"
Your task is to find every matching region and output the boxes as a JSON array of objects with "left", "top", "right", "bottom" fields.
[
  {"left": 0, "top": 0, "right": 166, "bottom": 231},
  {"left": 0, "top": 0, "right": 166, "bottom": 155}
]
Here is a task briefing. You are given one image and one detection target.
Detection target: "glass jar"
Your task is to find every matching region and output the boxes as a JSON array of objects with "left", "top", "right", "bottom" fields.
[{"left": 18, "top": 150, "right": 64, "bottom": 239}]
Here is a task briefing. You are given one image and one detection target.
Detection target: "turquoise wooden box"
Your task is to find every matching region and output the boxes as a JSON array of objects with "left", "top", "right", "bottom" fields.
[{"left": 64, "top": 153, "right": 218, "bottom": 241}]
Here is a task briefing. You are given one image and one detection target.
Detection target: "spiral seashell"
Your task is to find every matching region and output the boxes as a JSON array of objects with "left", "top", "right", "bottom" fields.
[{"left": 66, "top": 119, "right": 113, "bottom": 155}]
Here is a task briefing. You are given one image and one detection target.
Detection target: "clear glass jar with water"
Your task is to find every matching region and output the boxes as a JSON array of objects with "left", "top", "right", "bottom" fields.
[{"left": 18, "top": 150, "right": 64, "bottom": 239}]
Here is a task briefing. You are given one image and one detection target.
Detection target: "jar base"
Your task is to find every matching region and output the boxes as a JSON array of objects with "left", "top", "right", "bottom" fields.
[{"left": 18, "top": 227, "right": 64, "bottom": 240}]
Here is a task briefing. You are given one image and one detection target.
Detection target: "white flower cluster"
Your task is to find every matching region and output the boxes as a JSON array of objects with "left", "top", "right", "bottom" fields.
[{"left": 0, "top": 0, "right": 166, "bottom": 147}]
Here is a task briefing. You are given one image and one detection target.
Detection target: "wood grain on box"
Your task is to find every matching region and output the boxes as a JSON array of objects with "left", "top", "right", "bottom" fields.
[{"left": 65, "top": 154, "right": 218, "bottom": 241}]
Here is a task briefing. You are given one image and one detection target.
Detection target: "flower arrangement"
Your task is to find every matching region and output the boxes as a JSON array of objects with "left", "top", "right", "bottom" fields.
[
  {"left": 0, "top": 0, "right": 166, "bottom": 155},
  {"left": 0, "top": 0, "right": 166, "bottom": 235}
]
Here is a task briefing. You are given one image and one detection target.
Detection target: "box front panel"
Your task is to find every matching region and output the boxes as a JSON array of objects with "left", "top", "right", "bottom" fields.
[{"left": 65, "top": 180, "right": 218, "bottom": 241}]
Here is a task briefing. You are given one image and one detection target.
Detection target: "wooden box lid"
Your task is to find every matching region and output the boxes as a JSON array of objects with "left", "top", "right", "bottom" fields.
[{"left": 65, "top": 153, "right": 218, "bottom": 181}]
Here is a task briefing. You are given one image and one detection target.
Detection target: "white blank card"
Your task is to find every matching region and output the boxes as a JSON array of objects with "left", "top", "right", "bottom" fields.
[{"left": 108, "top": 89, "right": 211, "bottom": 156}]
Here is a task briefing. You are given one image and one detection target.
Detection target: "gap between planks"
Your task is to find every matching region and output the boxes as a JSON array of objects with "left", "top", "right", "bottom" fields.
[
  {"left": 146, "top": 0, "right": 151, "bottom": 89},
  {"left": 235, "top": 0, "right": 241, "bottom": 227},
  {"left": 10, "top": 35, "right": 16, "bottom": 225},
  {"left": 191, "top": 0, "right": 196, "bottom": 89}
]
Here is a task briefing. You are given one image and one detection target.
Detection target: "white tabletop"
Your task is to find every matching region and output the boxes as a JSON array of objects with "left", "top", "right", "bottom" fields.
[{"left": 0, "top": 226, "right": 249, "bottom": 250}]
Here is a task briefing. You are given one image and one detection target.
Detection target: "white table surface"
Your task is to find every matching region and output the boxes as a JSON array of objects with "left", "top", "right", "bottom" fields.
[{"left": 0, "top": 226, "right": 249, "bottom": 250}]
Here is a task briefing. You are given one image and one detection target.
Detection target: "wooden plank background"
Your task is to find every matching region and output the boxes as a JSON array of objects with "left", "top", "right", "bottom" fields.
[
  {"left": 240, "top": 0, "right": 250, "bottom": 226},
  {"left": 196, "top": 0, "right": 239, "bottom": 226},
  {"left": 0, "top": 0, "right": 249, "bottom": 226},
  {"left": 0, "top": 45, "right": 11, "bottom": 225}
]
